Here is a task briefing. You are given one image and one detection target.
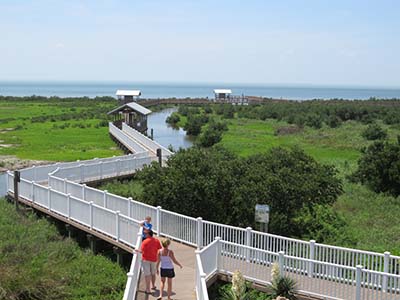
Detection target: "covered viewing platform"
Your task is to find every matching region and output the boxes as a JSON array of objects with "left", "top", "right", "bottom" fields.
[
  {"left": 214, "top": 89, "right": 249, "bottom": 105},
  {"left": 108, "top": 101, "right": 151, "bottom": 134}
]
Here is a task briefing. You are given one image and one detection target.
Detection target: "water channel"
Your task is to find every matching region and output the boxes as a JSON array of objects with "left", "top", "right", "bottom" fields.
[
  {"left": 0, "top": 108, "right": 192, "bottom": 197},
  {"left": 147, "top": 107, "right": 193, "bottom": 151}
]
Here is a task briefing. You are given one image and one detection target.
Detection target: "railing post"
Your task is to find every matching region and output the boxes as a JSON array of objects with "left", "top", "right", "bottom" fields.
[
  {"left": 116, "top": 211, "right": 120, "bottom": 241},
  {"left": 32, "top": 165, "right": 37, "bottom": 181},
  {"left": 383, "top": 251, "right": 390, "bottom": 292},
  {"left": 103, "top": 190, "right": 108, "bottom": 208},
  {"left": 31, "top": 181, "right": 35, "bottom": 202},
  {"left": 246, "top": 227, "right": 252, "bottom": 262},
  {"left": 128, "top": 197, "right": 132, "bottom": 218},
  {"left": 67, "top": 193, "right": 71, "bottom": 219},
  {"left": 82, "top": 184, "right": 86, "bottom": 200},
  {"left": 215, "top": 237, "right": 221, "bottom": 270},
  {"left": 309, "top": 240, "right": 316, "bottom": 278},
  {"left": 355, "top": 265, "right": 363, "bottom": 300},
  {"left": 116, "top": 159, "right": 121, "bottom": 176},
  {"left": 64, "top": 178, "right": 67, "bottom": 193},
  {"left": 279, "top": 251, "right": 285, "bottom": 276},
  {"left": 156, "top": 148, "right": 162, "bottom": 166},
  {"left": 197, "top": 217, "right": 203, "bottom": 249},
  {"left": 48, "top": 187, "right": 51, "bottom": 211},
  {"left": 89, "top": 201, "right": 93, "bottom": 229},
  {"left": 156, "top": 206, "right": 162, "bottom": 236},
  {"left": 80, "top": 164, "right": 84, "bottom": 182}
]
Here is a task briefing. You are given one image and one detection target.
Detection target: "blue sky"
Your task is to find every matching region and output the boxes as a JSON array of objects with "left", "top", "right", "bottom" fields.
[{"left": 1, "top": 0, "right": 399, "bottom": 87}]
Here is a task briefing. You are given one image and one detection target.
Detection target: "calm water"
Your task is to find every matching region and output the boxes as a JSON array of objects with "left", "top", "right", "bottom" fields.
[
  {"left": 147, "top": 108, "right": 193, "bottom": 150},
  {"left": 1, "top": 81, "right": 400, "bottom": 100}
]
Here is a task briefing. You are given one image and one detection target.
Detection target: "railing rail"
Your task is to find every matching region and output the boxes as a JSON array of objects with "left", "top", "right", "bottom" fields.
[
  {"left": 109, "top": 122, "right": 149, "bottom": 154},
  {"left": 122, "top": 123, "right": 173, "bottom": 157},
  {"left": 122, "top": 231, "right": 143, "bottom": 300}
]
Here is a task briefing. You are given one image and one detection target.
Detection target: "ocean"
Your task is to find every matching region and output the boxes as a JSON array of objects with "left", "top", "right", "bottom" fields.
[{"left": 1, "top": 81, "right": 400, "bottom": 100}]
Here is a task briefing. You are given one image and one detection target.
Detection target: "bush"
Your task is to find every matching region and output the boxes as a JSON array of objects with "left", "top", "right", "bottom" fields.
[
  {"left": 350, "top": 139, "right": 400, "bottom": 196},
  {"left": 361, "top": 123, "right": 388, "bottom": 140},
  {"left": 138, "top": 147, "right": 343, "bottom": 237},
  {"left": 166, "top": 112, "right": 181, "bottom": 125},
  {"left": 197, "top": 121, "right": 228, "bottom": 147},
  {"left": 269, "top": 276, "right": 297, "bottom": 300},
  {"left": 0, "top": 200, "right": 125, "bottom": 300},
  {"left": 184, "top": 114, "right": 209, "bottom": 136}
]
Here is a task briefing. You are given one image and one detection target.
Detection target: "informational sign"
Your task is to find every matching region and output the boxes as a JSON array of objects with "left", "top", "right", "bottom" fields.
[{"left": 255, "top": 204, "right": 270, "bottom": 224}]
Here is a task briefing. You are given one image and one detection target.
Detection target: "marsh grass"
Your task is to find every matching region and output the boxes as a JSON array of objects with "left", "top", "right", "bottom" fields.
[{"left": 0, "top": 199, "right": 126, "bottom": 300}]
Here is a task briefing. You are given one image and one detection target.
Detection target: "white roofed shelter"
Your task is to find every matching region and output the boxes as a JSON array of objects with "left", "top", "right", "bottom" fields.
[
  {"left": 214, "top": 89, "right": 232, "bottom": 101},
  {"left": 116, "top": 90, "right": 142, "bottom": 103},
  {"left": 108, "top": 101, "right": 151, "bottom": 134}
]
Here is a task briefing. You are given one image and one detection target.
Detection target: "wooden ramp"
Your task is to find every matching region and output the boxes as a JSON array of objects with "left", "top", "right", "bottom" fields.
[{"left": 136, "top": 241, "right": 197, "bottom": 300}]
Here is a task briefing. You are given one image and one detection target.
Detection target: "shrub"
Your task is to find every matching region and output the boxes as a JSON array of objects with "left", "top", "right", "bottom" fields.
[
  {"left": 197, "top": 121, "right": 228, "bottom": 147},
  {"left": 138, "top": 147, "right": 343, "bottom": 236},
  {"left": 350, "top": 139, "right": 400, "bottom": 196},
  {"left": 166, "top": 112, "right": 180, "bottom": 125},
  {"left": 361, "top": 123, "right": 388, "bottom": 140},
  {"left": 269, "top": 276, "right": 297, "bottom": 300}
]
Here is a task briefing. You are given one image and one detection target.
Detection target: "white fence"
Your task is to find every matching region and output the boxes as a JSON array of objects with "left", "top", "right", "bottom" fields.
[
  {"left": 6, "top": 153, "right": 400, "bottom": 300},
  {"left": 7, "top": 175, "right": 141, "bottom": 249},
  {"left": 196, "top": 239, "right": 400, "bottom": 300},
  {"left": 122, "top": 122, "right": 173, "bottom": 158},
  {"left": 123, "top": 231, "right": 143, "bottom": 300}
]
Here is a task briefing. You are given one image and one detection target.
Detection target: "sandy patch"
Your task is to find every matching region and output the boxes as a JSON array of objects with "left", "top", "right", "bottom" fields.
[{"left": 0, "top": 155, "right": 50, "bottom": 172}]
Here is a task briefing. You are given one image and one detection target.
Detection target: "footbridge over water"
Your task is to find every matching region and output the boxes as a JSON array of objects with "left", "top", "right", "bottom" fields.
[{"left": 4, "top": 123, "right": 400, "bottom": 300}]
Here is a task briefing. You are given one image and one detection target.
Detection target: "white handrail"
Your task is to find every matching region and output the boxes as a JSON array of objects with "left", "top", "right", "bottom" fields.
[{"left": 122, "top": 231, "right": 143, "bottom": 300}]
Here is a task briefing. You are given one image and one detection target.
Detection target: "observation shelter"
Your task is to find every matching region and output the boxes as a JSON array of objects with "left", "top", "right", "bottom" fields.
[{"left": 108, "top": 90, "right": 151, "bottom": 134}]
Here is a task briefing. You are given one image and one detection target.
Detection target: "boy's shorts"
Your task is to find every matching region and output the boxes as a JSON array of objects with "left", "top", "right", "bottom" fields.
[{"left": 142, "top": 261, "right": 157, "bottom": 276}]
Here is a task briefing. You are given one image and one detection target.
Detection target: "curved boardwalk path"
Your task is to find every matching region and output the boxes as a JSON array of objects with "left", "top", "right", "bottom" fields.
[{"left": 136, "top": 242, "right": 196, "bottom": 300}]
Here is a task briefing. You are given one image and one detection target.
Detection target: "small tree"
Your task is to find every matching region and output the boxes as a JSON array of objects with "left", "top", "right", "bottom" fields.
[
  {"left": 361, "top": 123, "right": 387, "bottom": 140},
  {"left": 350, "top": 139, "right": 400, "bottom": 196}
]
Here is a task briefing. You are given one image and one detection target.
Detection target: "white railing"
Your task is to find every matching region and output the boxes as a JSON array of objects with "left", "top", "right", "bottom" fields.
[
  {"left": 122, "top": 122, "right": 173, "bottom": 157},
  {"left": 198, "top": 239, "right": 400, "bottom": 300},
  {"left": 123, "top": 231, "right": 143, "bottom": 300},
  {"left": 6, "top": 152, "right": 400, "bottom": 300},
  {"left": 8, "top": 176, "right": 141, "bottom": 249},
  {"left": 109, "top": 122, "right": 149, "bottom": 154},
  {"left": 195, "top": 253, "right": 210, "bottom": 300},
  {"left": 49, "top": 155, "right": 153, "bottom": 183}
]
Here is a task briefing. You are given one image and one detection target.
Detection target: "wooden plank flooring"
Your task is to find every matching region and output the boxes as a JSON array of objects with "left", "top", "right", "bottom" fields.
[{"left": 136, "top": 241, "right": 197, "bottom": 300}]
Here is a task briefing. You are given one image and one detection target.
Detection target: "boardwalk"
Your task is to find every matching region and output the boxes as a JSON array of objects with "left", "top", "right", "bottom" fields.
[
  {"left": 5, "top": 123, "right": 400, "bottom": 300},
  {"left": 136, "top": 242, "right": 196, "bottom": 300}
]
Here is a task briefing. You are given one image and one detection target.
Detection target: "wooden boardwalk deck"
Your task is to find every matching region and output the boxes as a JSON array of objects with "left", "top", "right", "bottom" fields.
[{"left": 136, "top": 241, "right": 197, "bottom": 300}]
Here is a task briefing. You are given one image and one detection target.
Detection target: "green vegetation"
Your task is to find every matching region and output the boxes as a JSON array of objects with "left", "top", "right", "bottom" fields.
[
  {"left": 0, "top": 96, "right": 122, "bottom": 161},
  {"left": 0, "top": 199, "right": 126, "bottom": 300},
  {"left": 136, "top": 147, "right": 345, "bottom": 241},
  {"left": 351, "top": 139, "right": 400, "bottom": 197},
  {"left": 158, "top": 101, "right": 400, "bottom": 254},
  {"left": 361, "top": 123, "right": 388, "bottom": 140}
]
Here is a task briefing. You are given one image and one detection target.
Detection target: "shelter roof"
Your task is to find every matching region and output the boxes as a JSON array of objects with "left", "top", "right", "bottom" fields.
[
  {"left": 116, "top": 90, "right": 141, "bottom": 97},
  {"left": 214, "top": 89, "right": 232, "bottom": 94},
  {"left": 107, "top": 102, "right": 152, "bottom": 116}
]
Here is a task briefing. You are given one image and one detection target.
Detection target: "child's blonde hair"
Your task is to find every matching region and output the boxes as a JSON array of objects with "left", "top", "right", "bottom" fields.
[{"left": 161, "top": 238, "right": 171, "bottom": 248}]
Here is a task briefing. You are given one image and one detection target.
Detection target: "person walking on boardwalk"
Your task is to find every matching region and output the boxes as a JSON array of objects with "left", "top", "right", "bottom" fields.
[
  {"left": 137, "top": 230, "right": 162, "bottom": 294},
  {"left": 156, "top": 238, "right": 183, "bottom": 300},
  {"left": 140, "top": 216, "right": 153, "bottom": 241}
]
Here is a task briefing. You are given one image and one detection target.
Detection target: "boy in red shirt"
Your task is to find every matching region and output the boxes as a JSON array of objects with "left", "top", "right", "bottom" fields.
[{"left": 137, "top": 230, "right": 162, "bottom": 294}]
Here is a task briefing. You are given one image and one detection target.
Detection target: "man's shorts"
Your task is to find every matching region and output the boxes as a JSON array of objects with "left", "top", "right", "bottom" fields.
[{"left": 142, "top": 261, "right": 157, "bottom": 276}]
